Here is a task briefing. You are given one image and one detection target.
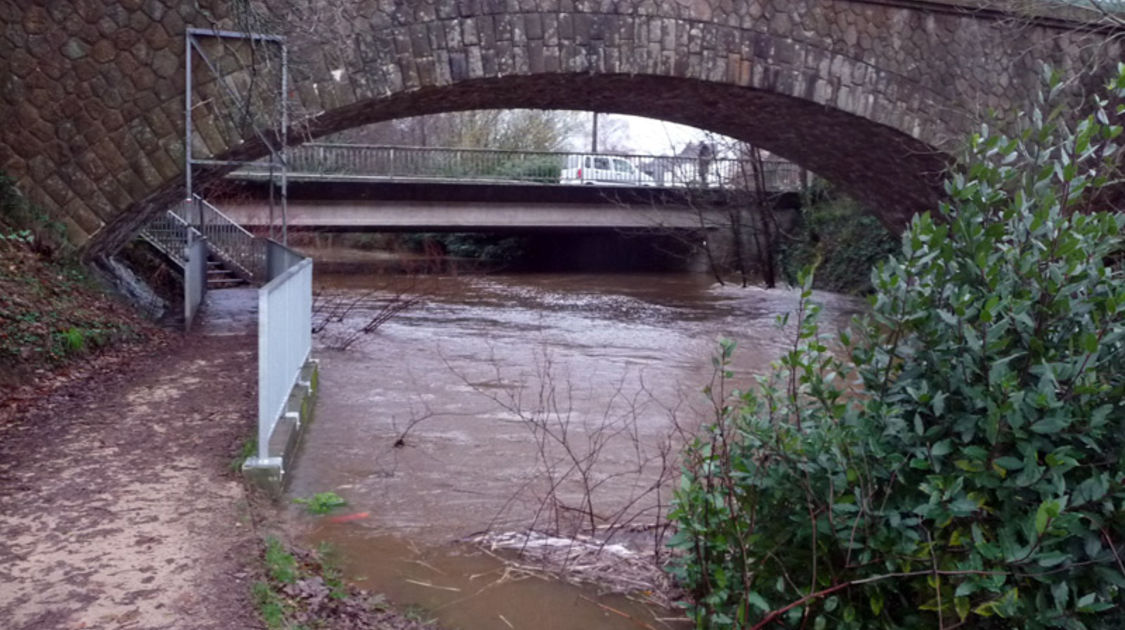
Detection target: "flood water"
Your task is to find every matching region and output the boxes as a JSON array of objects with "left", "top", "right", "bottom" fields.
[{"left": 285, "top": 271, "right": 864, "bottom": 629}]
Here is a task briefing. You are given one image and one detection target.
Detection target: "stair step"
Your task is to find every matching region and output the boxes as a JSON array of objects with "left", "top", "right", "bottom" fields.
[{"left": 208, "top": 279, "right": 247, "bottom": 288}]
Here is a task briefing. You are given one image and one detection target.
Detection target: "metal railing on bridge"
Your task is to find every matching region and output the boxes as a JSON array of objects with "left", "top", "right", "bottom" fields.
[
  {"left": 139, "top": 195, "right": 269, "bottom": 330},
  {"left": 233, "top": 143, "right": 806, "bottom": 192}
]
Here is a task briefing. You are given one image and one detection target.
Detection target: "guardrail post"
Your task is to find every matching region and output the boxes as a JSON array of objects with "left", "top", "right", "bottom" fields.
[{"left": 183, "top": 231, "right": 207, "bottom": 332}]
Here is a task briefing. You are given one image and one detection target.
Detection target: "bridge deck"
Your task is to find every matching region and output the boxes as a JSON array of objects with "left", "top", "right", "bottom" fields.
[{"left": 213, "top": 179, "right": 799, "bottom": 232}]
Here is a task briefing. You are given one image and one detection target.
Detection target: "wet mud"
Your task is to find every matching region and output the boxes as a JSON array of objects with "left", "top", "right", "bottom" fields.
[{"left": 0, "top": 289, "right": 260, "bottom": 630}]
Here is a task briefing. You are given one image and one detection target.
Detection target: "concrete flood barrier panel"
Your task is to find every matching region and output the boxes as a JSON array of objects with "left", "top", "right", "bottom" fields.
[
  {"left": 243, "top": 359, "right": 319, "bottom": 498},
  {"left": 242, "top": 240, "right": 317, "bottom": 498}
]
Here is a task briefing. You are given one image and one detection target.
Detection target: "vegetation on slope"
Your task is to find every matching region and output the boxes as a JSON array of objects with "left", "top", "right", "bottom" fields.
[
  {"left": 0, "top": 173, "right": 158, "bottom": 393},
  {"left": 777, "top": 183, "right": 899, "bottom": 295}
]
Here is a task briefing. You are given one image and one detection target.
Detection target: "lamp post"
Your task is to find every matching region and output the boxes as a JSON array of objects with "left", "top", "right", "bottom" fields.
[{"left": 591, "top": 112, "right": 599, "bottom": 153}]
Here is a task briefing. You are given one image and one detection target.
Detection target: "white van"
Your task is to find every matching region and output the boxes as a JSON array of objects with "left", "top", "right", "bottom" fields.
[{"left": 560, "top": 154, "right": 656, "bottom": 187}]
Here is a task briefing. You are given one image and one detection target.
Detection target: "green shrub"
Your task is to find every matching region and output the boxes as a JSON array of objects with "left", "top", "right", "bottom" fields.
[
  {"left": 405, "top": 232, "right": 527, "bottom": 262},
  {"left": 60, "top": 327, "right": 86, "bottom": 353},
  {"left": 667, "top": 66, "right": 1125, "bottom": 629},
  {"left": 492, "top": 155, "right": 563, "bottom": 183},
  {"left": 778, "top": 184, "right": 898, "bottom": 294}
]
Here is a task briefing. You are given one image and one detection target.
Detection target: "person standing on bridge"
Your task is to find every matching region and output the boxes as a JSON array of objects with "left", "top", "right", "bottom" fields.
[{"left": 698, "top": 143, "right": 714, "bottom": 187}]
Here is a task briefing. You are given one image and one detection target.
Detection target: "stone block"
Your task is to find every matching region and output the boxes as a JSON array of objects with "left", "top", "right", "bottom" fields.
[{"left": 0, "top": 0, "right": 1114, "bottom": 258}]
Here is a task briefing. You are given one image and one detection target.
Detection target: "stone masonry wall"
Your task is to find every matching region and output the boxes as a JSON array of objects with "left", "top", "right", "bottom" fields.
[{"left": 0, "top": 0, "right": 1119, "bottom": 256}]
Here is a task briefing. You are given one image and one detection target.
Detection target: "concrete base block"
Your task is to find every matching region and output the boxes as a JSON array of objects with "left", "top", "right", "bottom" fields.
[
  {"left": 242, "top": 359, "right": 319, "bottom": 498},
  {"left": 242, "top": 457, "right": 284, "bottom": 493}
]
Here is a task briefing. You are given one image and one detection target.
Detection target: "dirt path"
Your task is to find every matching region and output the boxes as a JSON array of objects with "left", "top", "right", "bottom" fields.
[{"left": 0, "top": 289, "right": 264, "bottom": 630}]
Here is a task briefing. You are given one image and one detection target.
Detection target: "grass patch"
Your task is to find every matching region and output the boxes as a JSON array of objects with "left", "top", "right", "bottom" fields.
[
  {"left": 316, "top": 542, "right": 349, "bottom": 600},
  {"left": 251, "top": 537, "right": 429, "bottom": 629},
  {"left": 264, "top": 537, "right": 299, "bottom": 584},
  {"left": 229, "top": 438, "right": 256, "bottom": 472},
  {"left": 292, "top": 491, "right": 348, "bottom": 515},
  {"left": 250, "top": 538, "right": 303, "bottom": 629},
  {"left": 252, "top": 580, "right": 287, "bottom": 629}
]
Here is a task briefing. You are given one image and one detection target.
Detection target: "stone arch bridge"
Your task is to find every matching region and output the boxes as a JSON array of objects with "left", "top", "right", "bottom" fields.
[{"left": 0, "top": 0, "right": 1119, "bottom": 258}]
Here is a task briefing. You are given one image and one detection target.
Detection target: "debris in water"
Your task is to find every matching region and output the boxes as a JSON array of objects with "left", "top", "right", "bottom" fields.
[
  {"left": 404, "top": 578, "right": 462, "bottom": 592},
  {"left": 468, "top": 531, "right": 681, "bottom": 609},
  {"left": 580, "top": 595, "right": 659, "bottom": 630}
]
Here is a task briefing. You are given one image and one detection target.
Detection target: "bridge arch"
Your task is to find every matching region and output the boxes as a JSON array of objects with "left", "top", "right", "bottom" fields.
[
  {"left": 0, "top": 1, "right": 1118, "bottom": 256},
  {"left": 244, "top": 71, "right": 950, "bottom": 212}
]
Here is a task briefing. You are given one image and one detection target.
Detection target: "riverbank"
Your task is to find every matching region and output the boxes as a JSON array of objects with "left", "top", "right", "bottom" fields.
[
  {"left": 1, "top": 173, "right": 171, "bottom": 403},
  {"left": 0, "top": 291, "right": 262, "bottom": 629},
  {"left": 0, "top": 285, "right": 450, "bottom": 629}
]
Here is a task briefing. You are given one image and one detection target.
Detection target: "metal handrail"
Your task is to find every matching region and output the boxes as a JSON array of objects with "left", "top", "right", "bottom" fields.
[
  {"left": 140, "top": 196, "right": 266, "bottom": 283},
  {"left": 178, "top": 195, "right": 267, "bottom": 281},
  {"left": 233, "top": 143, "right": 806, "bottom": 192},
  {"left": 139, "top": 210, "right": 197, "bottom": 267}
]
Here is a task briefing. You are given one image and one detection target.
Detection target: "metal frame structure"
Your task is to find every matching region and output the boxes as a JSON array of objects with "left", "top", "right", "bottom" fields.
[{"left": 184, "top": 27, "right": 289, "bottom": 243}]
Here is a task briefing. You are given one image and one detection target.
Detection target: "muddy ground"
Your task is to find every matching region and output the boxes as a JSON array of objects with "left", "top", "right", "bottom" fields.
[
  {"left": 0, "top": 290, "right": 264, "bottom": 630},
  {"left": 0, "top": 284, "right": 436, "bottom": 630}
]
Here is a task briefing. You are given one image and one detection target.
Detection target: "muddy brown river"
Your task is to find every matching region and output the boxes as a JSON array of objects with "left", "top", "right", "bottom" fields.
[{"left": 285, "top": 272, "right": 862, "bottom": 629}]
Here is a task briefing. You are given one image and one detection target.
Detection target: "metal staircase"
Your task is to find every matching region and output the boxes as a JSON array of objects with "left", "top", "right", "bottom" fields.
[
  {"left": 139, "top": 208, "right": 194, "bottom": 268},
  {"left": 206, "top": 257, "right": 246, "bottom": 289},
  {"left": 140, "top": 195, "right": 266, "bottom": 286}
]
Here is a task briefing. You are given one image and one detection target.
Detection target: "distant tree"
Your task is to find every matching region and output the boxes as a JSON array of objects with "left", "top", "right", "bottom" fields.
[
  {"left": 584, "top": 113, "right": 632, "bottom": 153},
  {"left": 328, "top": 110, "right": 586, "bottom": 152},
  {"left": 627, "top": 137, "right": 795, "bottom": 288}
]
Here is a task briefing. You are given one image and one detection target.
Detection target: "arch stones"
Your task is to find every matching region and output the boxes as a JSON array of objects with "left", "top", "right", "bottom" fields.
[{"left": 0, "top": 0, "right": 1119, "bottom": 256}]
